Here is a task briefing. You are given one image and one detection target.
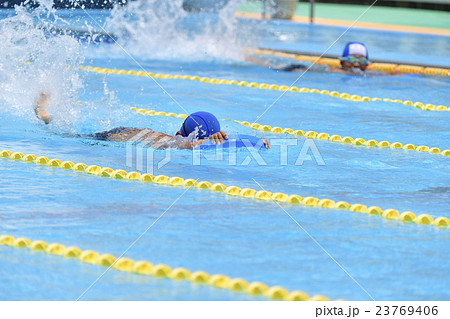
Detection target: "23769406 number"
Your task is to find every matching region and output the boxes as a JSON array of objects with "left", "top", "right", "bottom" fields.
[{"left": 376, "top": 306, "right": 438, "bottom": 316}]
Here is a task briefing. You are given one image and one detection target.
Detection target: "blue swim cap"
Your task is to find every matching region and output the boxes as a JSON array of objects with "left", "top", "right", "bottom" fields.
[
  {"left": 179, "top": 111, "right": 221, "bottom": 139},
  {"left": 342, "top": 42, "right": 369, "bottom": 59}
]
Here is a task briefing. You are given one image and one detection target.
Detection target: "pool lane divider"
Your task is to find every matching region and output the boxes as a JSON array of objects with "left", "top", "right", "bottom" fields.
[
  {"left": 129, "top": 107, "right": 450, "bottom": 158},
  {"left": 0, "top": 235, "right": 329, "bottom": 301},
  {"left": 249, "top": 48, "right": 450, "bottom": 78},
  {"left": 1, "top": 150, "right": 449, "bottom": 230},
  {"left": 79, "top": 65, "right": 449, "bottom": 112}
]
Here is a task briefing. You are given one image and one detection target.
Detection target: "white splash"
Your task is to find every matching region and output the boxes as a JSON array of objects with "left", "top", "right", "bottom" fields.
[
  {"left": 105, "top": 0, "right": 248, "bottom": 61},
  {"left": 0, "top": 2, "right": 84, "bottom": 133}
]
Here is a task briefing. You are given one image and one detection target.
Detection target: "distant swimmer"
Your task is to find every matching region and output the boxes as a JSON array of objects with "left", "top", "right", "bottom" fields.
[
  {"left": 34, "top": 93, "right": 269, "bottom": 150},
  {"left": 249, "top": 42, "right": 373, "bottom": 75},
  {"left": 336, "top": 42, "right": 371, "bottom": 74},
  {"left": 278, "top": 42, "right": 371, "bottom": 75}
]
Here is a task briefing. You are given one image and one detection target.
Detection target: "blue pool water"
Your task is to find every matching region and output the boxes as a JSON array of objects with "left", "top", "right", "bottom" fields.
[{"left": 0, "top": 3, "right": 449, "bottom": 301}]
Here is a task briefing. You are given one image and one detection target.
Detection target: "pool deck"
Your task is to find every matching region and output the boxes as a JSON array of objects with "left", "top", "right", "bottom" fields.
[{"left": 236, "top": 2, "right": 450, "bottom": 36}]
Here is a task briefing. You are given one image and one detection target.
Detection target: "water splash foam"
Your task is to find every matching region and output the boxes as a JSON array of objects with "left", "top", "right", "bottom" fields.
[
  {"left": 0, "top": 2, "right": 84, "bottom": 133},
  {"left": 105, "top": 0, "right": 249, "bottom": 62}
]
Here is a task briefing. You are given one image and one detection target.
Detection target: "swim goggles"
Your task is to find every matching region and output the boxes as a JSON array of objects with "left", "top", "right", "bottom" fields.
[{"left": 340, "top": 55, "right": 370, "bottom": 65}]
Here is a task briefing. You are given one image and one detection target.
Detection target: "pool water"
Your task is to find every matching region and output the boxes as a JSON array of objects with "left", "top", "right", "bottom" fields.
[{"left": 0, "top": 2, "right": 449, "bottom": 301}]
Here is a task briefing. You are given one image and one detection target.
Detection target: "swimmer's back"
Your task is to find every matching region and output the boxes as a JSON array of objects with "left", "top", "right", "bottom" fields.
[
  {"left": 91, "top": 127, "right": 147, "bottom": 142},
  {"left": 91, "top": 127, "right": 173, "bottom": 148}
]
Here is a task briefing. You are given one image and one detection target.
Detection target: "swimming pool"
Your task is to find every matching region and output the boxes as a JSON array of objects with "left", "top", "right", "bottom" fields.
[{"left": 0, "top": 2, "right": 449, "bottom": 301}]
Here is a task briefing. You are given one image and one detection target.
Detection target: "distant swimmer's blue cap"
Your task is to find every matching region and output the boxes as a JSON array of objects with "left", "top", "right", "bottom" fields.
[
  {"left": 179, "top": 111, "right": 221, "bottom": 139},
  {"left": 343, "top": 42, "right": 369, "bottom": 59}
]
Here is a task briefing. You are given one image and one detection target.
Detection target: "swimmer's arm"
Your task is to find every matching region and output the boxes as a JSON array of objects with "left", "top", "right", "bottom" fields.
[
  {"left": 152, "top": 135, "right": 178, "bottom": 149},
  {"left": 161, "top": 131, "right": 229, "bottom": 149},
  {"left": 196, "top": 134, "right": 269, "bottom": 149},
  {"left": 155, "top": 138, "right": 206, "bottom": 150},
  {"left": 35, "top": 93, "right": 50, "bottom": 124},
  {"left": 158, "top": 132, "right": 269, "bottom": 150}
]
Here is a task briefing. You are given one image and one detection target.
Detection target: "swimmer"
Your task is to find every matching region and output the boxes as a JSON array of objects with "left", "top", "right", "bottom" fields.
[
  {"left": 336, "top": 42, "right": 371, "bottom": 74},
  {"left": 34, "top": 94, "right": 270, "bottom": 150},
  {"left": 249, "top": 42, "right": 372, "bottom": 75}
]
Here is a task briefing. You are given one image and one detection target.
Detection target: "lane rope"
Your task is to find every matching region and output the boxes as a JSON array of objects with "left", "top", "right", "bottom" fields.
[
  {"left": 128, "top": 107, "right": 450, "bottom": 157},
  {"left": 79, "top": 65, "right": 449, "bottom": 112},
  {"left": 1, "top": 149, "right": 449, "bottom": 229},
  {"left": 0, "top": 234, "right": 327, "bottom": 301}
]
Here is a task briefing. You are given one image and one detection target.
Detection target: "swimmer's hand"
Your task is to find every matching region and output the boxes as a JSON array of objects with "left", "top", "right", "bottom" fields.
[
  {"left": 261, "top": 138, "right": 269, "bottom": 149},
  {"left": 188, "top": 131, "right": 228, "bottom": 148},
  {"left": 209, "top": 131, "right": 228, "bottom": 144},
  {"left": 35, "top": 93, "right": 50, "bottom": 124}
]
